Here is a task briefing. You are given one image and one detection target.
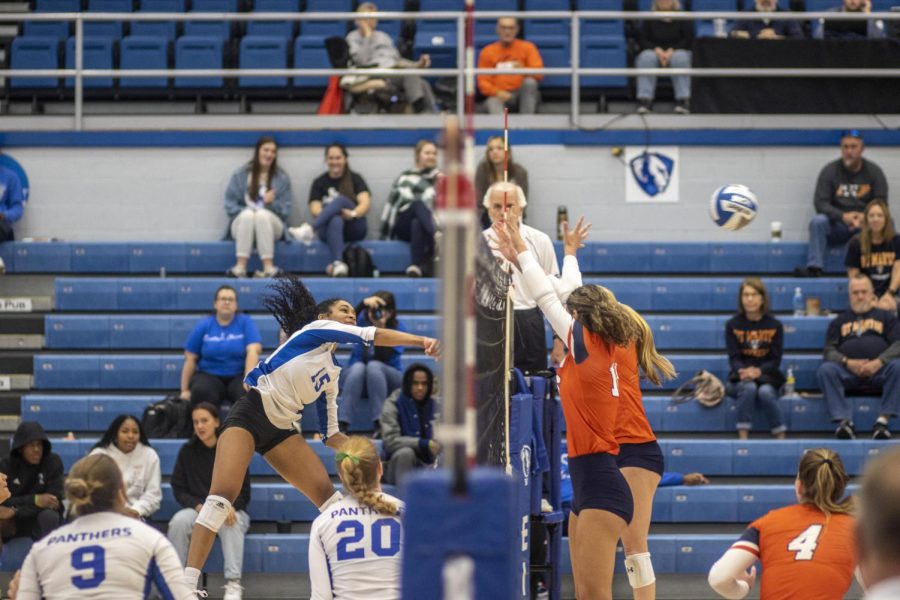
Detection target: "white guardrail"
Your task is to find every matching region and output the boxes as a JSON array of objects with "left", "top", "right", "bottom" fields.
[{"left": 2, "top": 9, "right": 899, "bottom": 128}]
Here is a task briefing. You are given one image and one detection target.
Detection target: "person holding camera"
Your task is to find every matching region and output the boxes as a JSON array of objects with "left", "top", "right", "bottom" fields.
[{"left": 338, "top": 291, "right": 406, "bottom": 435}]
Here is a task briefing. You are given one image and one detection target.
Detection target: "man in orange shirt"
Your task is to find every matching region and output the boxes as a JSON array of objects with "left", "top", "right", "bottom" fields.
[{"left": 477, "top": 17, "right": 544, "bottom": 114}]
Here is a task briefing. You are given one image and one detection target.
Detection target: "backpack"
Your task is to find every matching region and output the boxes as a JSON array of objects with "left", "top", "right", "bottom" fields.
[
  {"left": 343, "top": 244, "right": 376, "bottom": 278},
  {"left": 142, "top": 394, "right": 192, "bottom": 438}
]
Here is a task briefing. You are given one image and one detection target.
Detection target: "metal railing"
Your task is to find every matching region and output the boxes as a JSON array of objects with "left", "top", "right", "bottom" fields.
[{"left": 2, "top": 9, "right": 899, "bottom": 130}]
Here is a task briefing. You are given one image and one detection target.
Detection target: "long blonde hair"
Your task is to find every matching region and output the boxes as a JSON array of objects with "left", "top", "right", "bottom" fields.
[
  {"left": 797, "top": 448, "right": 853, "bottom": 516},
  {"left": 336, "top": 436, "right": 398, "bottom": 516},
  {"left": 65, "top": 454, "right": 125, "bottom": 517},
  {"left": 565, "top": 285, "right": 640, "bottom": 347},
  {"left": 620, "top": 303, "right": 676, "bottom": 386},
  {"left": 860, "top": 199, "right": 896, "bottom": 262}
]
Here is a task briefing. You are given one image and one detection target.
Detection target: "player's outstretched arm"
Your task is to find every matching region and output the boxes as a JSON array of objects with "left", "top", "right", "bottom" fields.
[
  {"left": 708, "top": 548, "right": 757, "bottom": 599},
  {"left": 374, "top": 329, "right": 440, "bottom": 357}
]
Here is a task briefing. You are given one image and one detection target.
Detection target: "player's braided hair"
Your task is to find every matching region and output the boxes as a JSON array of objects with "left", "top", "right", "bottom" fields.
[
  {"left": 336, "top": 436, "right": 398, "bottom": 516},
  {"left": 798, "top": 448, "right": 853, "bottom": 516},
  {"left": 263, "top": 275, "right": 343, "bottom": 336},
  {"left": 620, "top": 303, "right": 676, "bottom": 386},
  {"left": 65, "top": 454, "right": 125, "bottom": 516},
  {"left": 566, "top": 285, "right": 641, "bottom": 347}
]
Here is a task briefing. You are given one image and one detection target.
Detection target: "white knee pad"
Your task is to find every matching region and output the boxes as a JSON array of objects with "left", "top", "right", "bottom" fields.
[
  {"left": 624, "top": 552, "right": 655, "bottom": 589},
  {"left": 196, "top": 495, "right": 231, "bottom": 534},
  {"left": 318, "top": 491, "right": 343, "bottom": 513}
]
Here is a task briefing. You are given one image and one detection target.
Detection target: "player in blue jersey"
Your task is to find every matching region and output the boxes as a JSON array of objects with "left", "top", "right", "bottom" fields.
[{"left": 184, "top": 276, "right": 439, "bottom": 596}]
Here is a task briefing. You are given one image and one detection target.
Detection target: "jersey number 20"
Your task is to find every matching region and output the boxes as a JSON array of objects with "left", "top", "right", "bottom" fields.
[
  {"left": 336, "top": 519, "right": 400, "bottom": 561},
  {"left": 788, "top": 524, "right": 823, "bottom": 561},
  {"left": 71, "top": 545, "right": 106, "bottom": 589}
]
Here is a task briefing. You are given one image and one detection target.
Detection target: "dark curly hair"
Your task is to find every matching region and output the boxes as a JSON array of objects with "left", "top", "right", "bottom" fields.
[{"left": 263, "top": 275, "right": 344, "bottom": 335}]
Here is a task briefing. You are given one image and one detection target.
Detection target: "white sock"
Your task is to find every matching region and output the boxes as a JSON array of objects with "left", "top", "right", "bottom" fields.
[{"left": 185, "top": 567, "right": 201, "bottom": 590}]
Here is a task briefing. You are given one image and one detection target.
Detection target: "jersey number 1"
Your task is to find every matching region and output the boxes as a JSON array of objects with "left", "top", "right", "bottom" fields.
[
  {"left": 71, "top": 545, "right": 106, "bottom": 589},
  {"left": 610, "top": 363, "right": 620, "bottom": 398},
  {"left": 788, "top": 524, "right": 823, "bottom": 561}
]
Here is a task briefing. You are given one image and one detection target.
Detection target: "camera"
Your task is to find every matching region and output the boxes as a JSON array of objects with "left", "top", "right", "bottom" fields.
[{"left": 371, "top": 308, "right": 384, "bottom": 321}]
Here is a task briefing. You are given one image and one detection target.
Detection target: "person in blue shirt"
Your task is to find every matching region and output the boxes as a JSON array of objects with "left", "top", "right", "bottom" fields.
[
  {"left": 180, "top": 285, "right": 263, "bottom": 409},
  {"left": 0, "top": 164, "right": 26, "bottom": 275},
  {"left": 339, "top": 291, "right": 406, "bottom": 434}
]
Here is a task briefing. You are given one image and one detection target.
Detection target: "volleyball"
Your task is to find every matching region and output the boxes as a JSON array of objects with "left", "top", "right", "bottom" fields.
[{"left": 709, "top": 184, "right": 759, "bottom": 231}]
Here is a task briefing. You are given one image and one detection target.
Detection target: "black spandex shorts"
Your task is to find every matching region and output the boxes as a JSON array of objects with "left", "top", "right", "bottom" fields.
[
  {"left": 221, "top": 388, "right": 298, "bottom": 455},
  {"left": 615, "top": 441, "right": 665, "bottom": 477},
  {"left": 568, "top": 451, "right": 634, "bottom": 524}
]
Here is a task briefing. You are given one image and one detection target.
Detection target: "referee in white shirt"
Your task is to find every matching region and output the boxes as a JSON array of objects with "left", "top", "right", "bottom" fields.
[{"left": 483, "top": 182, "right": 565, "bottom": 373}]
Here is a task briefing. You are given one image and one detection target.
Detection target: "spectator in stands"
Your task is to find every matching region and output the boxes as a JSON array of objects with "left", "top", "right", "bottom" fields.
[
  {"left": 290, "top": 143, "right": 371, "bottom": 277},
  {"left": 90, "top": 415, "right": 162, "bottom": 519},
  {"left": 857, "top": 446, "right": 900, "bottom": 599},
  {"left": 477, "top": 17, "right": 544, "bottom": 115},
  {"left": 634, "top": 0, "right": 694, "bottom": 114},
  {"left": 380, "top": 363, "right": 441, "bottom": 485},
  {"left": 796, "top": 130, "right": 889, "bottom": 277},
  {"left": 0, "top": 422, "right": 63, "bottom": 548},
  {"left": 475, "top": 136, "right": 530, "bottom": 229},
  {"left": 180, "top": 285, "right": 263, "bottom": 409},
  {"left": 815, "top": 0, "right": 886, "bottom": 39},
  {"left": 224, "top": 136, "right": 293, "bottom": 279},
  {"left": 725, "top": 278, "right": 787, "bottom": 440},
  {"left": 731, "top": 0, "right": 804, "bottom": 39},
  {"left": 309, "top": 437, "right": 403, "bottom": 598},
  {"left": 846, "top": 200, "right": 900, "bottom": 312},
  {"left": 168, "top": 403, "right": 250, "bottom": 600},
  {"left": 380, "top": 140, "right": 441, "bottom": 277},
  {"left": 0, "top": 160, "right": 26, "bottom": 275},
  {"left": 339, "top": 292, "right": 406, "bottom": 435},
  {"left": 346, "top": 2, "right": 438, "bottom": 113},
  {"left": 817, "top": 274, "right": 900, "bottom": 440},
  {"left": 483, "top": 182, "right": 565, "bottom": 371},
  {"left": 709, "top": 448, "right": 857, "bottom": 599}
]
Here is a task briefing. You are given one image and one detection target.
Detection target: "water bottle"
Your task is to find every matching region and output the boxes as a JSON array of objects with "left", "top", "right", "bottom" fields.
[
  {"left": 783, "top": 367, "right": 796, "bottom": 398},
  {"left": 557, "top": 205, "right": 568, "bottom": 241},
  {"left": 792, "top": 287, "right": 804, "bottom": 317}
]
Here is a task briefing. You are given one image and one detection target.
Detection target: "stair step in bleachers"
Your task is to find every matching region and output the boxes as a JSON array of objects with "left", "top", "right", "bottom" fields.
[
  {"left": 50, "top": 438, "right": 383, "bottom": 477},
  {"left": 42, "top": 313, "right": 833, "bottom": 352},
  {"left": 0, "top": 532, "right": 740, "bottom": 575},
  {"left": 23, "top": 393, "right": 897, "bottom": 434},
  {"left": 31, "top": 352, "right": 825, "bottom": 390},
  {"left": 32, "top": 353, "right": 438, "bottom": 389},
  {"left": 51, "top": 276, "right": 848, "bottom": 314},
  {"left": 0, "top": 241, "right": 848, "bottom": 275}
]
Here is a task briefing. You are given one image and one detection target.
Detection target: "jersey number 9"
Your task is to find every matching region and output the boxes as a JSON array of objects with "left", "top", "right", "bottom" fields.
[
  {"left": 71, "top": 545, "right": 106, "bottom": 589},
  {"left": 336, "top": 518, "right": 401, "bottom": 561}
]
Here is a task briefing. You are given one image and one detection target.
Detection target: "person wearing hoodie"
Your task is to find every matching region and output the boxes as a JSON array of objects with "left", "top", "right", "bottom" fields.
[
  {"left": 380, "top": 363, "right": 441, "bottom": 485},
  {"left": 89, "top": 414, "right": 162, "bottom": 519},
  {"left": 0, "top": 421, "right": 64, "bottom": 546}
]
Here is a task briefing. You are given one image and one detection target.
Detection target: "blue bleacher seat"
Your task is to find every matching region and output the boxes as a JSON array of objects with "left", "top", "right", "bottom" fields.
[
  {"left": 119, "top": 35, "right": 169, "bottom": 88},
  {"left": 185, "top": 0, "right": 237, "bottom": 40},
  {"left": 579, "top": 35, "right": 627, "bottom": 89},
  {"left": 84, "top": 0, "right": 132, "bottom": 40},
  {"left": 298, "top": 0, "right": 351, "bottom": 40},
  {"left": 246, "top": 0, "right": 298, "bottom": 39},
  {"left": 293, "top": 36, "right": 331, "bottom": 88},
  {"left": 10, "top": 36, "right": 60, "bottom": 89},
  {"left": 22, "top": 395, "right": 90, "bottom": 430},
  {"left": 65, "top": 36, "right": 114, "bottom": 88},
  {"left": 132, "top": 0, "right": 185, "bottom": 42},
  {"left": 239, "top": 36, "right": 289, "bottom": 87},
  {"left": 870, "top": 0, "right": 894, "bottom": 10},
  {"left": 578, "top": 0, "right": 626, "bottom": 38},
  {"left": 174, "top": 35, "right": 224, "bottom": 88},
  {"left": 24, "top": 0, "right": 78, "bottom": 41},
  {"left": 524, "top": 0, "right": 571, "bottom": 39},
  {"left": 415, "top": 0, "right": 460, "bottom": 64},
  {"left": 7, "top": 241, "right": 71, "bottom": 271},
  {"left": 693, "top": 0, "right": 738, "bottom": 37},
  {"left": 530, "top": 35, "right": 570, "bottom": 88}
]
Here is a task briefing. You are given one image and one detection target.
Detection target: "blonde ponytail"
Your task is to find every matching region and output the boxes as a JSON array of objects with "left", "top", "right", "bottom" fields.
[
  {"left": 336, "top": 436, "right": 398, "bottom": 516},
  {"left": 621, "top": 304, "right": 676, "bottom": 386},
  {"left": 797, "top": 448, "right": 853, "bottom": 516},
  {"left": 65, "top": 454, "right": 125, "bottom": 516}
]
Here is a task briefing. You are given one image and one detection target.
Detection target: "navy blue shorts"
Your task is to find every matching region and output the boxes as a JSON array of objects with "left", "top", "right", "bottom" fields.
[
  {"left": 568, "top": 452, "right": 634, "bottom": 524},
  {"left": 615, "top": 441, "right": 665, "bottom": 477},
  {"left": 222, "top": 389, "right": 298, "bottom": 455}
]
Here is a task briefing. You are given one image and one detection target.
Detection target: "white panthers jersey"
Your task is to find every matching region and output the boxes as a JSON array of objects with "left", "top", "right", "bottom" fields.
[
  {"left": 16, "top": 511, "right": 193, "bottom": 600},
  {"left": 245, "top": 320, "right": 376, "bottom": 437},
  {"left": 308, "top": 493, "right": 404, "bottom": 600}
]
